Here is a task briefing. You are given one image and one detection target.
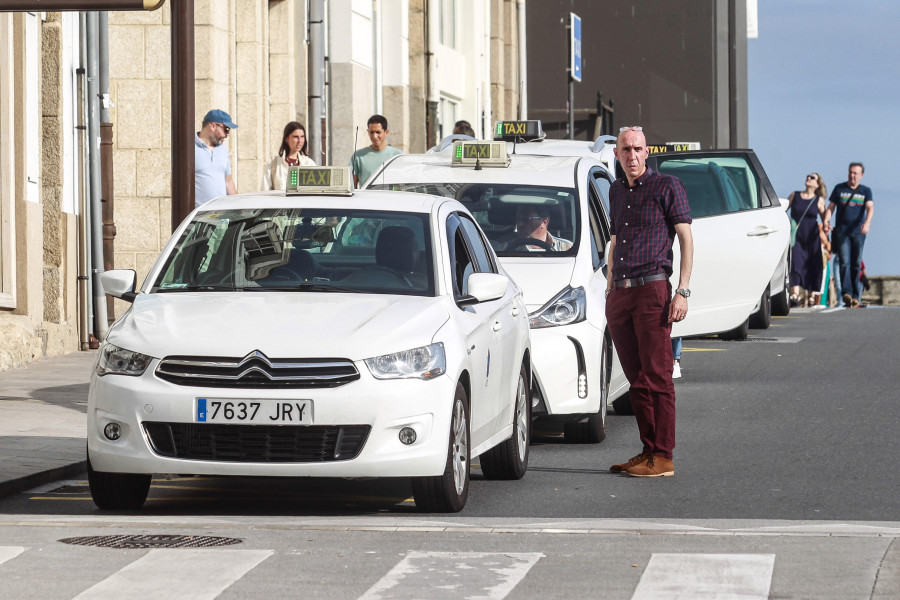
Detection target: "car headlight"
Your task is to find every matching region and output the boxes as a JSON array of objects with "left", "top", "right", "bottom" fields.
[
  {"left": 529, "top": 286, "right": 586, "bottom": 328},
  {"left": 365, "top": 342, "right": 446, "bottom": 380},
  {"left": 96, "top": 342, "right": 154, "bottom": 377}
]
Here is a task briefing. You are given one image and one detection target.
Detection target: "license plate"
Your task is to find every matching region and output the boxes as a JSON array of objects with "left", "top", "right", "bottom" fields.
[{"left": 196, "top": 398, "right": 313, "bottom": 425}]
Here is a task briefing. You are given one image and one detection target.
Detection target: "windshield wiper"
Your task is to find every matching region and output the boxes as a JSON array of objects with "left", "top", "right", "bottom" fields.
[{"left": 157, "top": 284, "right": 234, "bottom": 292}]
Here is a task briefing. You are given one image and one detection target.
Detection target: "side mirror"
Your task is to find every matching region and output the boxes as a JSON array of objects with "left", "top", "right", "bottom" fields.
[
  {"left": 459, "top": 272, "right": 508, "bottom": 306},
  {"left": 99, "top": 269, "right": 137, "bottom": 302}
]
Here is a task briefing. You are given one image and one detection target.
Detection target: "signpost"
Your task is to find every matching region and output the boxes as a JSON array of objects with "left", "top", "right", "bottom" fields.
[{"left": 568, "top": 12, "right": 582, "bottom": 139}]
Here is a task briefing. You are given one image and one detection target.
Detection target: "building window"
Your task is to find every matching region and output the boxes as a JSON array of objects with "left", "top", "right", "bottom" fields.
[
  {"left": 439, "top": 97, "right": 458, "bottom": 140},
  {"left": 440, "top": 0, "right": 456, "bottom": 48},
  {"left": 0, "top": 14, "right": 16, "bottom": 308}
]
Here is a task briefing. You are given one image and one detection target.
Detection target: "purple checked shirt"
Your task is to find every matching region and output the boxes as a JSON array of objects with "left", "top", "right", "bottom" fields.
[{"left": 609, "top": 168, "right": 692, "bottom": 280}]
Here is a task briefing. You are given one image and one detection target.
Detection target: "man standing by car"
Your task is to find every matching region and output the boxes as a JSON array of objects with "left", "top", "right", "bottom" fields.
[
  {"left": 824, "top": 162, "right": 873, "bottom": 307},
  {"left": 350, "top": 114, "right": 403, "bottom": 188},
  {"left": 195, "top": 109, "right": 238, "bottom": 208},
  {"left": 605, "top": 126, "right": 693, "bottom": 477}
]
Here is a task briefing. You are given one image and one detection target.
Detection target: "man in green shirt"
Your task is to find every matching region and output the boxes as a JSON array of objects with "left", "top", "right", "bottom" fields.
[{"left": 350, "top": 114, "right": 403, "bottom": 188}]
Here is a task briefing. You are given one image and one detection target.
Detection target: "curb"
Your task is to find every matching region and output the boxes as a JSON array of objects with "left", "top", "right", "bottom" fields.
[{"left": 0, "top": 460, "right": 88, "bottom": 500}]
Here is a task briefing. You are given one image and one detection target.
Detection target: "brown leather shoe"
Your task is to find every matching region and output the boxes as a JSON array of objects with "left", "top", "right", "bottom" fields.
[
  {"left": 610, "top": 453, "right": 650, "bottom": 473},
  {"left": 626, "top": 455, "right": 674, "bottom": 477}
]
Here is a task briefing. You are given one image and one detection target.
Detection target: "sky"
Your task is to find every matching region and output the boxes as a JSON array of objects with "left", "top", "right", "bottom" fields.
[{"left": 748, "top": 1, "right": 900, "bottom": 275}]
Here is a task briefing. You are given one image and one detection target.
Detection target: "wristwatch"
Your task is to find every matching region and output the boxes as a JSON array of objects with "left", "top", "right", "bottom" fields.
[{"left": 675, "top": 288, "right": 691, "bottom": 298}]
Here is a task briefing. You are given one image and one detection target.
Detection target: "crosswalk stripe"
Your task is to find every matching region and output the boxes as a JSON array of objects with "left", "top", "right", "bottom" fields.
[
  {"left": 357, "top": 551, "right": 543, "bottom": 600},
  {"left": 631, "top": 553, "right": 775, "bottom": 600},
  {"left": 72, "top": 548, "right": 272, "bottom": 600},
  {"left": 0, "top": 546, "right": 26, "bottom": 565}
]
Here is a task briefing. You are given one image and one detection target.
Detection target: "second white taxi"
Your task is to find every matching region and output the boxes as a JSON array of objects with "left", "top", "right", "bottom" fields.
[{"left": 87, "top": 167, "right": 531, "bottom": 513}]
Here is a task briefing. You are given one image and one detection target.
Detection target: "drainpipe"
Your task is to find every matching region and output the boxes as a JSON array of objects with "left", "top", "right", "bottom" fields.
[
  {"left": 86, "top": 12, "right": 109, "bottom": 341},
  {"left": 517, "top": 0, "right": 527, "bottom": 119},
  {"left": 99, "top": 11, "right": 116, "bottom": 326},
  {"left": 481, "top": 0, "right": 491, "bottom": 135},
  {"left": 372, "top": 0, "right": 382, "bottom": 114},
  {"left": 77, "top": 12, "right": 93, "bottom": 350},
  {"left": 308, "top": 0, "right": 325, "bottom": 165},
  {"left": 425, "top": 0, "right": 438, "bottom": 147}
]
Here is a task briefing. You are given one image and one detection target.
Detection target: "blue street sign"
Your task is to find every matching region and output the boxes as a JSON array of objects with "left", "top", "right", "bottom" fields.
[{"left": 570, "top": 12, "right": 582, "bottom": 82}]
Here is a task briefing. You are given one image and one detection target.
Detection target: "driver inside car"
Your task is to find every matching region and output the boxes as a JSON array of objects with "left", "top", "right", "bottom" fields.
[{"left": 506, "top": 205, "right": 573, "bottom": 252}]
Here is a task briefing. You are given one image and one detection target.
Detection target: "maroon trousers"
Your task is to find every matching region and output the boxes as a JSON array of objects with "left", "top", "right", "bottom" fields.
[{"left": 605, "top": 280, "right": 676, "bottom": 459}]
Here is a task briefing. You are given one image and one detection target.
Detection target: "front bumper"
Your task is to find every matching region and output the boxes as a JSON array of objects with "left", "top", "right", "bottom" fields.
[{"left": 87, "top": 363, "right": 456, "bottom": 478}]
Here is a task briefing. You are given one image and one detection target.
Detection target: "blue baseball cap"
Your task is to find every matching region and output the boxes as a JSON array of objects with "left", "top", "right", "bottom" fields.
[{"left": 203, "top": 109, "right": 238, "bottom": 129}]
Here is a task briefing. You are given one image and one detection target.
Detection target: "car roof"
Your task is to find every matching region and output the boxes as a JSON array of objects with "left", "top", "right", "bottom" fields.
[
  {"left": 194, "top": 188, "right": 449, "bottom": 215},
  {"left": 371, "top": 151, "right": 595, "bottom": 188}
]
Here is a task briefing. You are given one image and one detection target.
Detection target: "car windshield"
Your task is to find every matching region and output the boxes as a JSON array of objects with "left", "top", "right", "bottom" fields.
[
  {"left": 370, "top": 183, "right": 578, "bottom": 256},
  {"left": 151, "top": 208, "right": 434, "bottom": 296}
]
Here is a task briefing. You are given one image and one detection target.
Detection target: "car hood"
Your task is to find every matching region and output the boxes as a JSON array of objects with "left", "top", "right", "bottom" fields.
[
  {"left": 499, "top": 259, "right": 576, "bottom": 309},
  {"left": 108, "top": 293, "right": 450, "bottom": 361}
]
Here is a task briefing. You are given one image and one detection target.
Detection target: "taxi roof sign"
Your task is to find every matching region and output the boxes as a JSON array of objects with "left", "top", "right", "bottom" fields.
[
  {"left": 647, "top": 142, "right": 701, "bottom": 154},
  {"left": 451, "top": 141, "right": 509, "bottom": 167},
  {"left": 286, "top": 166, "right": 353, "bottom": 195},
  {"left": 493, "top": 120, "right": 544, "bottom": 142}
]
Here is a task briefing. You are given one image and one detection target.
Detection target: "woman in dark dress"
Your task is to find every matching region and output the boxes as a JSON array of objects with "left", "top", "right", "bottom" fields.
[{"left": 788, "top": 173, "right": 828, "bottom": 306}]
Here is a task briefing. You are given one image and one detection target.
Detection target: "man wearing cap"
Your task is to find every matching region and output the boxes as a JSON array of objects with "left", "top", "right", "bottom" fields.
[
  {"left": 195, "top": 109, "right": 238, "bottom": 207},
  {"left": 605, "top": 126, "right": 693, "bottom": 478}
]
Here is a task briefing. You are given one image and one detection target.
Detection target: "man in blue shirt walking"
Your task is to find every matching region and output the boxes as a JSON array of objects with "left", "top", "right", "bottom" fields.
[
  {"left": 195, "top": 109, "right": 238, "bottom": 208},
  {"left": 824, "top": 162, "right": 874, "bottom": 307}
]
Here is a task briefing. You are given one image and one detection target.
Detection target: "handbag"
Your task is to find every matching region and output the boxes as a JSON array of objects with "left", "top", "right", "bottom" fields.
[{"left": 789, "top": 196, "right": 816, "bottom": 246}]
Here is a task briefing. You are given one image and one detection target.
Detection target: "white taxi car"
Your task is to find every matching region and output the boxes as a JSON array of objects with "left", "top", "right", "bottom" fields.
[
  {"left": 368, "top": 138, "right": 628, "bottom": 442},
  {"left": 88, "top": 167, "right": 531, "bottom": 513}
]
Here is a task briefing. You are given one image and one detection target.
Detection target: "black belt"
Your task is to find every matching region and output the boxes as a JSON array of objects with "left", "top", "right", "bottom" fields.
[{"left": 612, "top": 273, "right": 667, "bottom": 288}]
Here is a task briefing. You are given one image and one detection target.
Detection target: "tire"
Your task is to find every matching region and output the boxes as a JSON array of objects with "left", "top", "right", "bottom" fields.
[
  {"left": 412, "top": 382, "right": 470, "bottom": 512},
  {"left": 612, "top": 393, "right": 633, "bottom": 416},
  {"left": 481, "top": 363, "right": 531, "bottom": 480},
  {"left": 719, "top": 316, "right": 749, "bottom": 341},
  {"left": 564, "top": 337, "right": 610, "bottom": 443},
  {"left": 771, "top": 261, "right": 791, "bottom": 316},
  {"left": 749, "top": 285, "right": 772, "bottom": 329},
  {"left": 87, "top": 453, "right": 151, "bottom": 510}
]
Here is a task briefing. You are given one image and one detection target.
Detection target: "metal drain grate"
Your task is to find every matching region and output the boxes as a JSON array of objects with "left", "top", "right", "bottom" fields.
[
  {"left": 49, "top": 485, "right": 91, "bottom": 494},
  {"left": 727, "top": 336, "right": 803, "bottom": 343},
  {"left": 59, "top": 535, "right": 243, "bottom": 549}
]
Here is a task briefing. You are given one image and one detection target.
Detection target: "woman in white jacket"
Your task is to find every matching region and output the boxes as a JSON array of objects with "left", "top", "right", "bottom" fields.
[{"left": 262, "top": 121, "right": 316, "bottom": 190}]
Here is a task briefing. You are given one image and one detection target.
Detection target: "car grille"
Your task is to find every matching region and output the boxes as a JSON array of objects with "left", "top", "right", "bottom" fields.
[
  {"left": 142, "top": 422, "right": 370, "bottom": 462},
  {"left": 155, "top": 351, "right": 360, "bottom": 389}
]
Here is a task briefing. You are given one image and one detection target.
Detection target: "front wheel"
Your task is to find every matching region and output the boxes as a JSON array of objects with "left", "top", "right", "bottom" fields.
[
  {"left": 749, "top": 285, "right": 772, "bottom": 329},
  {"left": 771, "top": 261, "right": 791, "bottom": 316},
  {"left": 87, "top": 453, "right": 151, "bottom": 510},
  {"left": 412, "top": 382, "right": 470, "bottom": 512},
  {"left": 481, "top": 363, "right": 531, "bottom": 479},
  {"left": 719, "top": 316, "right": 749, "bottom": 341}
]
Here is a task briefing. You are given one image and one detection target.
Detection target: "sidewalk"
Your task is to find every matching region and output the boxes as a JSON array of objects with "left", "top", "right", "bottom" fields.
[{"left": 0, "top": 350, "right": 96, "bottom": 498}]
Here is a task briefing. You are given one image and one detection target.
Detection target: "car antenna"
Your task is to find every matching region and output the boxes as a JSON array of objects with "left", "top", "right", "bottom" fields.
[{"left": 475, "top": 156, "right": 482, "bottom": 171}]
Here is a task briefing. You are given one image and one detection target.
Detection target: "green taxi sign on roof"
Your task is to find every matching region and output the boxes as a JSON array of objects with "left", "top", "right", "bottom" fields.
[
  {"left": 493, "top": 120, "right": 544, "bottom": 142},
  {"left": 451, "top": 141, "right": 509, "bottom": 167},
  {"left": 286, "top": 166, "right": 353, "bottom": 195}
]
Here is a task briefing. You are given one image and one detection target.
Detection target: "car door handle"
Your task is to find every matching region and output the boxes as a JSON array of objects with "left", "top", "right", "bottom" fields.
[
  {"left": 747, "top": 227, "right": 778, "bottom": 237},
  {"left": 492, "top": 321, "right": 502, "bottom": 332},
  {"left": 512, "top": 307, "right": 520, "bottom": 317}
]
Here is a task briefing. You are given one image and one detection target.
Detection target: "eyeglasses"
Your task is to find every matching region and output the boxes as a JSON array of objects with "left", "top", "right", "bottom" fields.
[
  {"left": 516, "top": 216, "right": 543, "bottom": 223},
  {"left": 619, "top": 126, "right": 643, "bottom": 132},
  {"left": 219, "top": 123, "right": 230, "bottom": 134},
  {"left": 806, "top": 174, "right": 817, "bottom": 180}
]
